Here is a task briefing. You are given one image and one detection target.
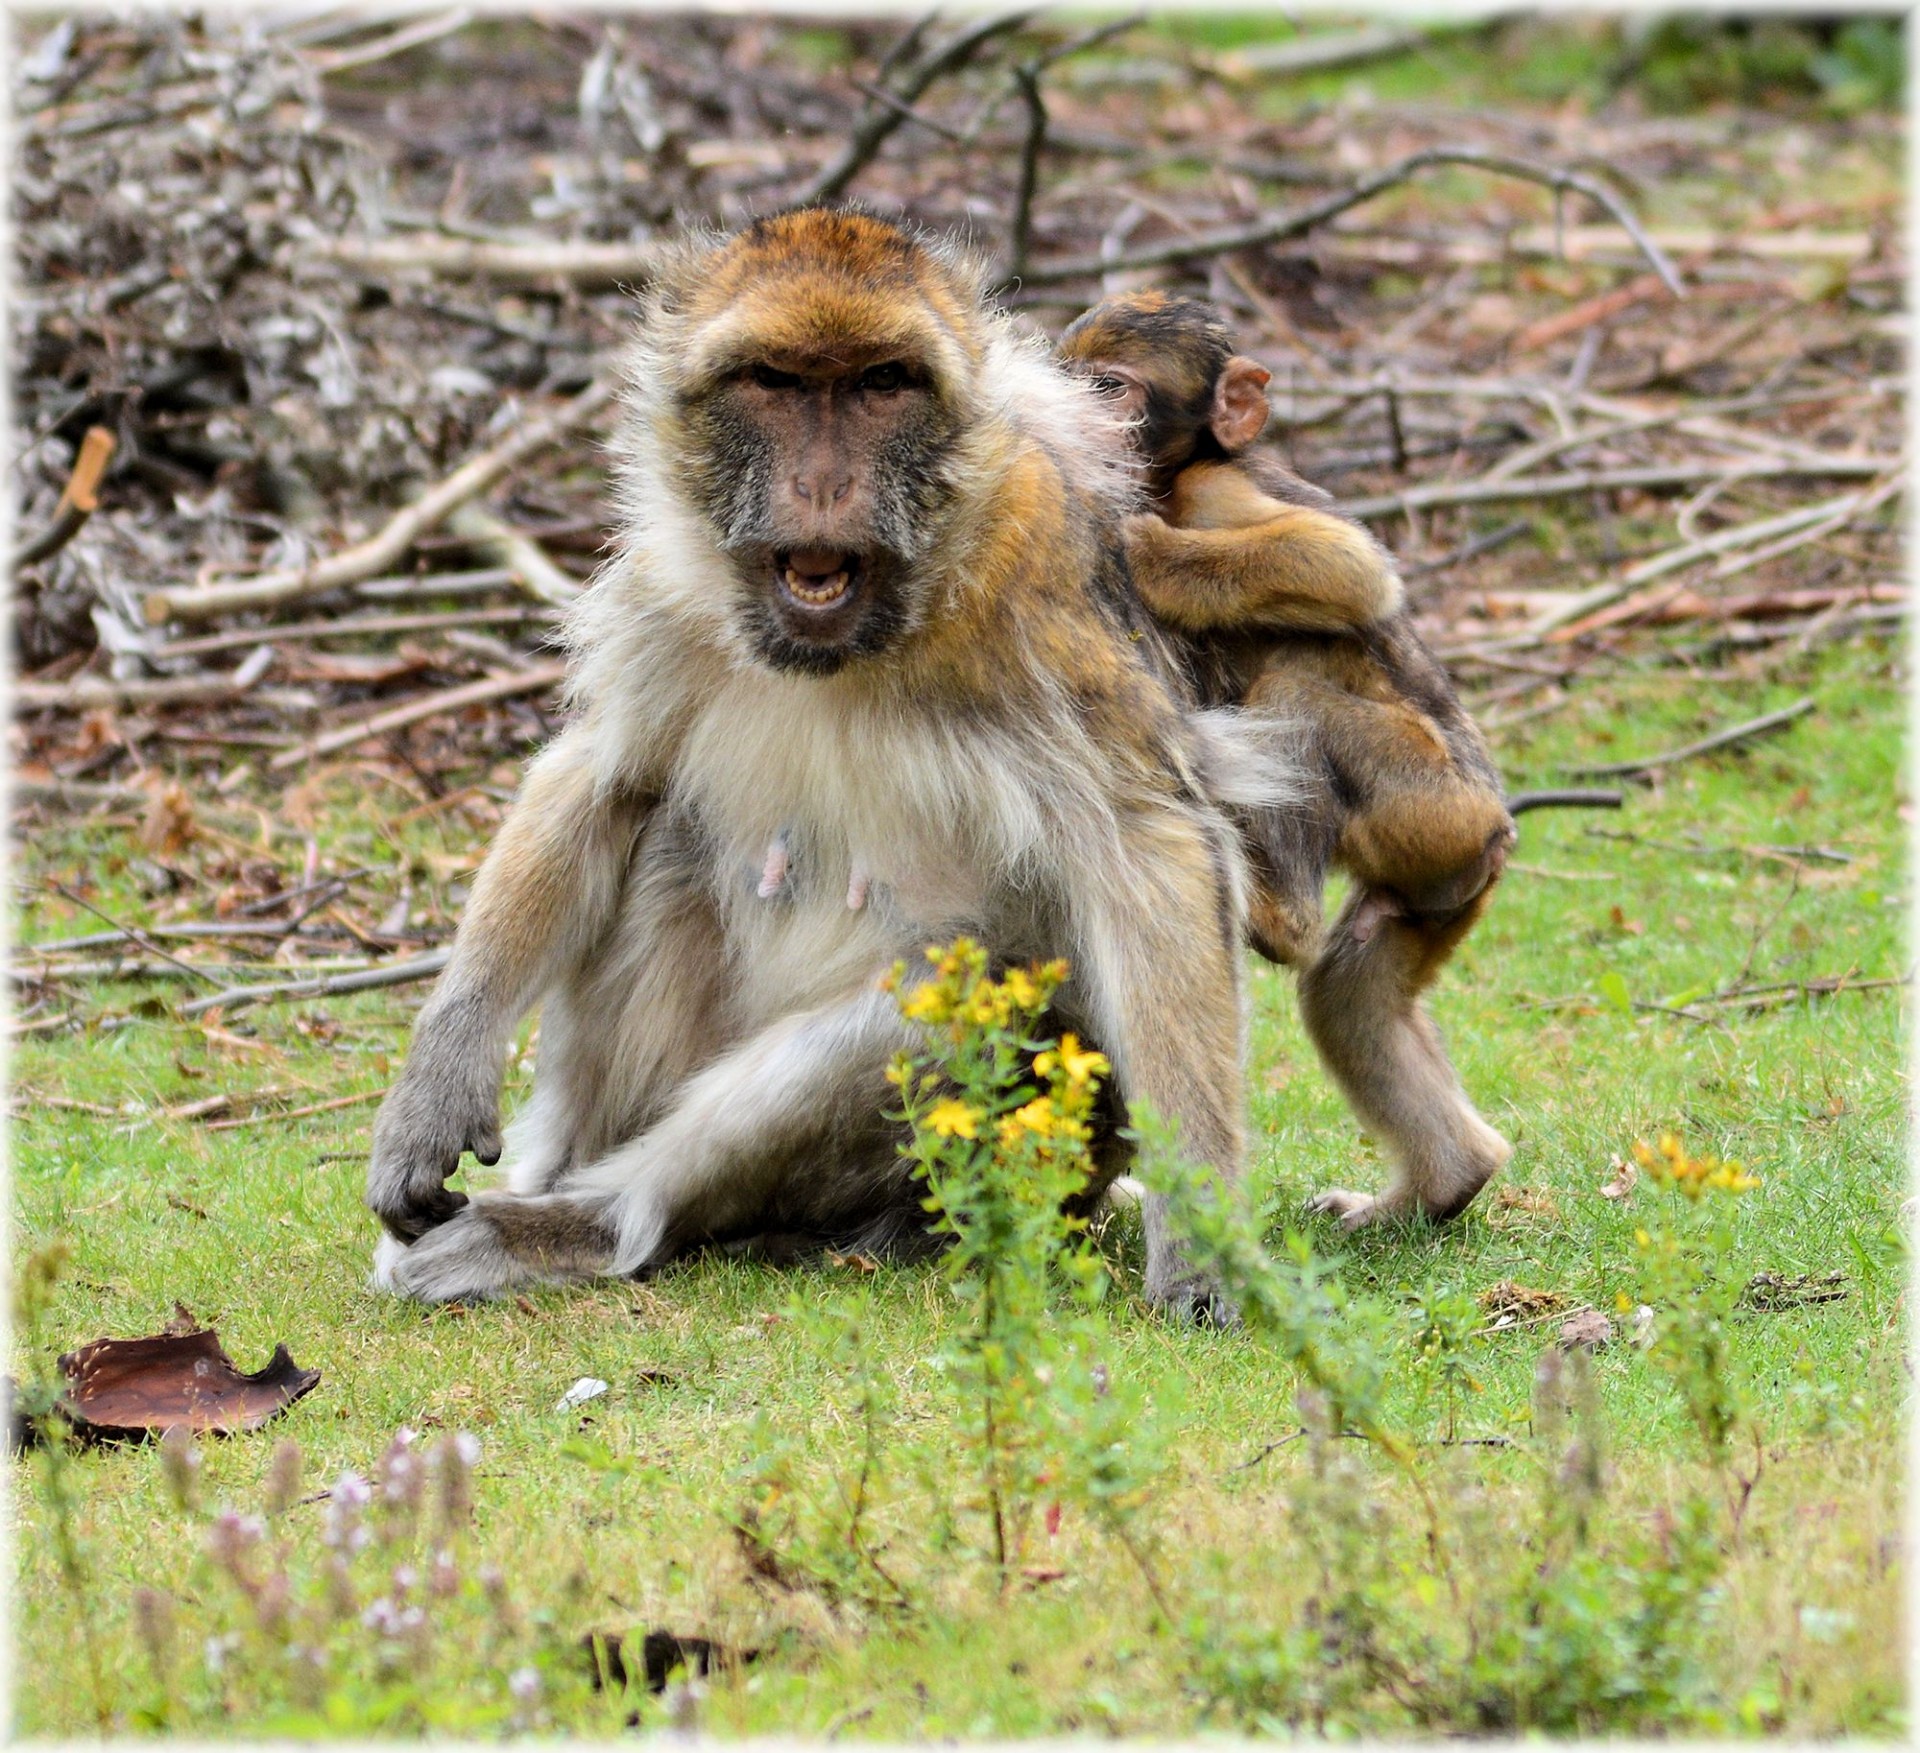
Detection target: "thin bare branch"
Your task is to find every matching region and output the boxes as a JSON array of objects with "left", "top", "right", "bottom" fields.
[
  {"left": 797, "top": 9, "right": 1036, "bottom": 206},
  {"left": 1568, "top": 698, "right": 1816, "bottom": 780},
  {"left": 179, "top": 951, "right": 452, "bottom": 1019},
  {"left": 144, "top": 380, "right": 614, "bottom": 625},
  {"left": 11, "top": 426, "right": 115, "bottom": 572},
  {"left": 267, "top": 661, "right": 567, "bottom": 771},
  {"left": 1018, "top": 146, "right": 1686, "bottom": 293}
]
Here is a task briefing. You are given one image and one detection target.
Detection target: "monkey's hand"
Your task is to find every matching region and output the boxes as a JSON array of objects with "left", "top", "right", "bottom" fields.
[
  {"left": 1123, "top": 498, "right": 1402, "bottom": 635},
  {"left": 366, "top": 1053, "right": 504, "bottom": 1242}
]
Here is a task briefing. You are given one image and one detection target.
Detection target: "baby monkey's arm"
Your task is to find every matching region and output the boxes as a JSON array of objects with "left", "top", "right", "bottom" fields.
[{"left": 1127, "top": 461, "right": 1404, "bottom": 635}]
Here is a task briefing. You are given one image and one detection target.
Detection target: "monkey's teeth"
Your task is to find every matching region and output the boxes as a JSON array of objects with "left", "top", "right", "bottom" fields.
[{"left": 783, "top": 568, "right": 850, "bottom": 606}]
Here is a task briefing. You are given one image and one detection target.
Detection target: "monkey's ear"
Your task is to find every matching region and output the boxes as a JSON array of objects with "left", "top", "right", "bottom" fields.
[{"left": 1210, "top": 356, "right": 1272, "bottom": 451}]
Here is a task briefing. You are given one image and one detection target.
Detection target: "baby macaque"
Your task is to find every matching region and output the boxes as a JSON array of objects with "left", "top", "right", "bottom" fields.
[{"left": 1058, "top": 291, "right": 1515, "bottom": 1228}]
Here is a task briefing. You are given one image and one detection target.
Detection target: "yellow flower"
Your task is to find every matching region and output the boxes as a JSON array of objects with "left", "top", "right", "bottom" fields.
[
  {"left": 966, "top": 984, "right": 1010, "bottom": 1028},
  {"left": 1001, "top": 967, "right": 1041, "bottom": 1011},
  {"left": 925, "top": 1098, "right": 980, "bottom": 1140},
  {"left": 1036, "top": 1033, "right": 1108, "bottom": 1087},
  {"left": 999, "top": 1097, "right": 1060, "bottom": 1143},
  {"left": 901, "top": 985, "right": 952, "bottom": 1024},
  {"left": 1632, "top": 1132, "right": 1756, "bottom": 1201}
]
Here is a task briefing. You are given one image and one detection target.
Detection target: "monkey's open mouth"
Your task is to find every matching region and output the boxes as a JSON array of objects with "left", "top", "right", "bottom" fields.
[{"left": 776, "top": 549, "right": 861, "bottom": 613}]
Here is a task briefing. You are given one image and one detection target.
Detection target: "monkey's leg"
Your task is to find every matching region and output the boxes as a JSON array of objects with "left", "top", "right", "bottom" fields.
[
  {"left": 1073, "top": 809, "right": 1248, "bottom": 1322},
  {"left": 373, "top": 985, "right": 914, "bottom": 1303},
  {"left": 1299, "top": 794, "right": 1514, "bottom": 1229},
  {"left": 367, "top": 727, "right": 649, "bottom": 1241}
]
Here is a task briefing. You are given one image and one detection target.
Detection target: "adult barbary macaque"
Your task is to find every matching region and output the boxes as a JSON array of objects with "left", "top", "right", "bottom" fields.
[
  {"left": 1057, "top": 291, "right": 1515, "bottom": 1229},
  {"left": 367, "top": 211, "right": 1264, "bottom": 1315}
]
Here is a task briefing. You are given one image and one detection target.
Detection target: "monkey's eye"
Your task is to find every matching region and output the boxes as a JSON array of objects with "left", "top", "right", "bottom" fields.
[
  {"left": 1089, "top": 374, "right": 1128, "bottom": 399},
  {"left": 858, "top": 362, "right": 909, "bottom": 394},
  {"left": 749, "top": 364, "right": 801, "bottom": 391}
]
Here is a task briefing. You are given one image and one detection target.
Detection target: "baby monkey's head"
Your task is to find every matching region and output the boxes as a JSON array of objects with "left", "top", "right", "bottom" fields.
[{"left": 1056, "top": 291, "right": 1272, "bottom": 497}]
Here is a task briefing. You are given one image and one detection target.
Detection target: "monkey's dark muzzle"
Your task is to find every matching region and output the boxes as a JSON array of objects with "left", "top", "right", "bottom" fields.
[{"left": 765, "top": 547, "right": 878, "bottom": 656}]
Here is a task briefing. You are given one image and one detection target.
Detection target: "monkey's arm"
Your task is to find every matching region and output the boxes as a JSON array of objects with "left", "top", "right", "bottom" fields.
[
  {"left": 1127, "top": 461, "right": 1402, "bottom": 634},
  {"left": 1068, "top": 803, "right": 1247, "bottom": 1320},
  {"left": 367, "top": 724, "right": 651, "bottom": 1240}
]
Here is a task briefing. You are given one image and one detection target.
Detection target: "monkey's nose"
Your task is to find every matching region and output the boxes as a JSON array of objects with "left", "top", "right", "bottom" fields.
[{"left": 792, "top": 474, "right": 853, "bottom": 505}]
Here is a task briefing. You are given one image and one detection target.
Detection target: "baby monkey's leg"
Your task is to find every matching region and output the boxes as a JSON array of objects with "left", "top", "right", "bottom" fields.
[
  {"left": 1265, "top": 685, "right": 1514, "bottom": 1225},
  {"left": 1300, "top": 886, "right": 1511, "bottom": 1228}
]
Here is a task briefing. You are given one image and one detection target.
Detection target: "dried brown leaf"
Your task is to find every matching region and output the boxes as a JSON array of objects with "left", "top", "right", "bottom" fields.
[
  {"left": 1599, "top": 1156, "right": 1638, "bottom": 1200},
  {"left": 1478, "top": 1280, "right": 1564, "bottom": 1320},
  {"left": 56, "top": 1325, "right": 320, "bottom": 1442},
  {"left": 1558, "top": 1309, "right": 1615, "bottom": 1350}
]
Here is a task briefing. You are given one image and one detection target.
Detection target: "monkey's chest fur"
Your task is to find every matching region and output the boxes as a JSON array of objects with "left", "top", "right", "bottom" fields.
[{"left": 662, "top": 667, "right": 1071, "bottom": 1010}]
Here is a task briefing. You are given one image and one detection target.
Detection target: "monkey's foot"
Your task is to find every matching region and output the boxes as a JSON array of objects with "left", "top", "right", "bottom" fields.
[
  {"left": 1305, "top": 1187, "right": 1398, "bottom": 1230},
  {"left": 371, "top": 1205, "right": 525, "bottom": 1303},
  {"left": 1347, "top": 889, "right": 1405, "bottom": 945},
  {"left": 1145, "top": 1266, "right": 1242, "bottom": 1329}
]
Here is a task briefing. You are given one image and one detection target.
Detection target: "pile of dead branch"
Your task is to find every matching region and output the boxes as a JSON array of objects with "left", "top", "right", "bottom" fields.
[{"left": 11, "top": 11, "right": 1905, "bottom": 1014}]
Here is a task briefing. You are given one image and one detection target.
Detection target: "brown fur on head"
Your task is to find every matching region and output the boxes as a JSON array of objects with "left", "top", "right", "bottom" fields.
[
  {"left": 1056, "top": 291, "right": 1272, "bottom": 497},
  {"left": 642, "top": 208, "right": 992, "bottom": 677}
]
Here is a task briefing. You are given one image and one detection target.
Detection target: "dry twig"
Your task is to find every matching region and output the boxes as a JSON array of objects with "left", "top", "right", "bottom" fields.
[
  {"left": 179, "top": 950, "right": 452, "bottom": 1018},
  {"left": 1568, "top": 697, "right": 1815, "bottom": 780},
  {"left": 267, "top": 660, "right": 567, "bottom": 770},
  {"left": 144, "top": 381, "right": 614, "bottom": 625},
  {"left": 11, "top": 427, "right": 116, "bottom": 573},
  {"left": 1017, "top": 146, "right": 1686, "bottom": 292}
]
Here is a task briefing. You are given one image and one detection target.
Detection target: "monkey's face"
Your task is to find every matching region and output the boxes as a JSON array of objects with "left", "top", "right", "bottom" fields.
[
  {"left": 662, "top": 212, "right": 985, "bottom": 677},
  {"left": 1060, "top": 354, "right": 1212, "bottom": 500},
  {"left": 679, "top": 349, "right": 962, "bottom": 674},
  {"left": 1056, "top": 293, "right": 1236, "bottom": 499}
]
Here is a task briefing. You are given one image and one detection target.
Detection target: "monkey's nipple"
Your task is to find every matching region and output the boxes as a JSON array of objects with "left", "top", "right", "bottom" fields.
[{"left": 778, "top": 549, "right": 855, "bottom": 609}]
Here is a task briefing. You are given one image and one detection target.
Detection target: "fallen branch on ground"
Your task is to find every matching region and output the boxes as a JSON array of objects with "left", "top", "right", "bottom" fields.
[
  {"left": 15, "top": 647, "right": 294, "bottom": 713},
  {"left": 267, "top": 660, "right": 567, "bottom": 770},
  {"left": 445, "top": 501, "right": 584, "bottom": 608},
  {"left": 1703, "top": 971, "right": 1910, "bottom": 1012},
  {"left": 308, "top": 234, "right": 662, "bottom": 286},
  {"left": 1340, "top": 456, "right": 1898, "bottom": 523},
  {"left": 1568, "top": 697, "right": 1815, "bottom": 780},
  {"left": 1538, "top": 477, "right": 1905, "bottom": 639},
  {"left": 1013, "top": 146, "right": 1685, "bottom": 292},
  {"left": 143, "top": 380, "right": 614, "bottom": 625},
  {"left": 1507, "top": 789, "right": 1624, "bottom": 814},
  {"left": 798, "top": 9, "right": 1036, "bottom": 205},
  {"left": 11, "top": 426, "right": 115, "bottom": 573},
  {"left": 179, "top": 950, "right": 452, "bottom": 1018},
  {"left": 1552, "top": 581, "right": 1905, "bottom": 644},
  {"left": 204, "top": 1088, "right": 388, "bottom": 1132}
]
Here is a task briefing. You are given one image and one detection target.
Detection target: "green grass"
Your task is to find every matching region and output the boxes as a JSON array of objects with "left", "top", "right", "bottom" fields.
[{"left": 10, "top": 638, "right": 1906, "bottom": 1736}]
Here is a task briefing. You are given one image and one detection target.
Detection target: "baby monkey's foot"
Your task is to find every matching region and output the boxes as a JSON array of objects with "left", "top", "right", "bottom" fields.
[
  {"left": 1305, "top": 1187, "right": 1383, "bottom": 1229},
  {"left": 1347, "top": 889, "right": 1404, "bottom": 944}
]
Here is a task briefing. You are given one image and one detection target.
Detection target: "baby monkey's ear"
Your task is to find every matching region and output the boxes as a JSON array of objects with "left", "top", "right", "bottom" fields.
[{"left": 1210, "top": 356, "right": 1273, "bottom": 451}]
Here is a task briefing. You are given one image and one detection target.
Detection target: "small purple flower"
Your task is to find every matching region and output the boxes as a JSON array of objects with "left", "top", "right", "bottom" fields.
[
  {"left": 206, "top": 1510, "right": 265, "bottom": 1586},
  {"left": 428, "top": 1547, "right": 460, "bottom": 1598},
  {"left": 379, "top": 1427, "right": 423, "bottom": 1510},
  {"left": 253, "top": 1568, "right": 291, "bottom": 1637},
  {"left": 263, "top": 1439, "right": 303, "bottom": 1519},
  {"left": 324, "top": 1470, "right": 372, "bottom": 1553},
  {"left": 435, "top": 1431, "right": 480, "bottom": 1530},
  {"left": 325, "top": 1553, "right": 357, "bottom": 1620},
  {"left": 508, "top": 1666, "right": 541, "bottom": 1704},
  {"left": 158, "top": 1426, "right": 202, "bottom": 1514},
  {"left": 131, "top": 1587, "right": 174, "bottom": 1669}
]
